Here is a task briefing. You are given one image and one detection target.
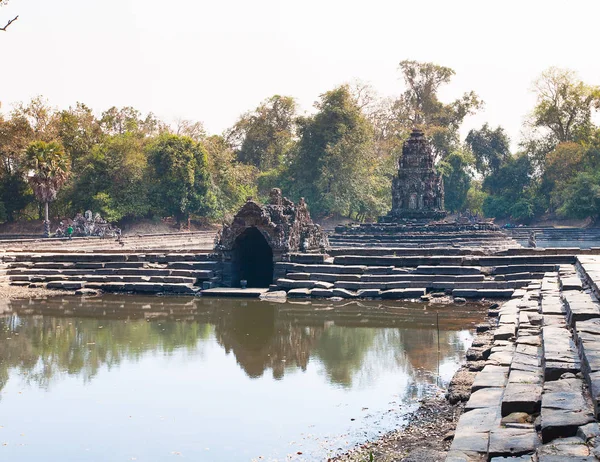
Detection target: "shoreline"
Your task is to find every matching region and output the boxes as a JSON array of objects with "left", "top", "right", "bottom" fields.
[
  {"left": 0, "top": 284, "right": 74, "bottom": 301},
  {"left": 331, "top": 304, "right": 497, "bottom": 462}
]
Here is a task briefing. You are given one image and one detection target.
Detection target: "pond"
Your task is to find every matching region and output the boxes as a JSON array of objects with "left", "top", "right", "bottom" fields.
[{"left": 0, "top": 295, "right": 486, "bottom": 461}]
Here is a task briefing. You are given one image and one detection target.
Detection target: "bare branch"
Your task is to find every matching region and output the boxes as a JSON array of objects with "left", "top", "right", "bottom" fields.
[{"left": 0, "top": 15, "right": 18, "bottom": 31}]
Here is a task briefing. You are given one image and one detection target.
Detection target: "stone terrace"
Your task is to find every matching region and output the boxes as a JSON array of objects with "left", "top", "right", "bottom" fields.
[
  {"left": 273, "top": 250, "right": 600, "bottom": 301},
  {"left": 447, "top": 255, "right": 600, "bottom": 461}
]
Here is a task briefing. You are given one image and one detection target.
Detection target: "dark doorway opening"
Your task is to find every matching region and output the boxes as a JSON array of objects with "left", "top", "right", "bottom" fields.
[{"left": 232, "top": 227, "right": 274, "bottom": 288}]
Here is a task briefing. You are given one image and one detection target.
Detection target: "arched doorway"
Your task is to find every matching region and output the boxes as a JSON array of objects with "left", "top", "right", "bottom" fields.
[{"left": 232, "top": 227, "right": 274, "bottom": 288}]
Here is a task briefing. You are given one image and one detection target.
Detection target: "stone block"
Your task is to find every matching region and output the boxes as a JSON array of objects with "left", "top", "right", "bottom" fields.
[
  {"left": 310, "top": 288, "right": 334, "bottom": 298},
  {"left": 356, "top": 289, "right": 381, "bottom": 298},
  {"left": 541, "top": 409, "right": 595, "bottom": 442},
  {"left": 331, "top": 288, "right": 357, "bottom": 299},
  {"left": 416, "top": 265, "right": 482, "bottom": 275},
  {"left": 465, "top": 387, "right": 503, "bottom": 411},
  {"left": 380, "top": 288, "right": 426, "bottom": 299},
  {"left": 501, "top": 383, "right": 542, "bottom": 416},
  {"left": 472, "top": 365, "right": 509, "bottom": 391},
  {"left": 488, "top": 428, "right": 539, "bottom": 458},
  {"left": 287, "top": 288, "right": 311, "bottom": 298}
]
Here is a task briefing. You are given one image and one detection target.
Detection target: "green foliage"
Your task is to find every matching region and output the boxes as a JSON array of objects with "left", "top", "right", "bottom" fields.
[
  {"left": 147, "top": 134, "right": 216, "bottom": 223},
  {"left": 557, "top": 172, "right": 600, "bottom": 219},
  {"left": 466, "top": 124, "right": 511, "bottom": 176},
  {"left": 68, "top": 133, "right": 150, "bottom": 221},
  {"left": 228, "top": 95, "right": 297, "bottom": 170},
  {"left": 288, "top": 85, "right": 374, "bottom": 217},
  {"left": 465, "top": 183, "right": 487, "bottom": 216},
  {"left": 203, "top": 135, "right": 258, "bottom": 218},
  {"left": 438, "top": 149, "right": 473, "bottom": 213},
  {"left": 24, "top": 140, "right": 70, "bottom": 204}
]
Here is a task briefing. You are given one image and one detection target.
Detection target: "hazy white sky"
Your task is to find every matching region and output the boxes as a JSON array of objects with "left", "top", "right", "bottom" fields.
[{"left": 2, "top": 0, "right": 599, "bottom": 146}]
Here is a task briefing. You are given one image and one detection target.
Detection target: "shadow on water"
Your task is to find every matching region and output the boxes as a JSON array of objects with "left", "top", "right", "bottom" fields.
[{"left": 0, "top": 295, "right": 487, "bottom": 461}]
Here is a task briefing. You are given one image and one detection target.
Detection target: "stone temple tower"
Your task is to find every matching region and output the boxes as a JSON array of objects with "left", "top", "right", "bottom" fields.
[{"left": 381, "top": 128, "right": 447, "bottom": 222}]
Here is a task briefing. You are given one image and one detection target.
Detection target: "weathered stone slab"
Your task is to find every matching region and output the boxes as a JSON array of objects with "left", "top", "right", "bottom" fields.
[
  {"left": 501, "top": 383, "right": 542, "bottom": 415},
  {"left": 472, "top": 365, "right": 509, "bottom": 391},
  {"left": 494, "top": 324, "right": 516, "bottom": 341},
  {"left": 538, "top": 436, "right": 591, "bottom": 458},
  {"left": 331, "top": 288, "right": 357, "bottom": 299},
  {"left": 287, "top": 288, "right": 311, "bottom": 298},
  {"left": 453, "top": 289, "right": 515, "bottom": 298},
  {"left": 541, "top": 409, "right": 595, "bottom": 442},
  {"left": 465, "top": 387, "right": 504, "bottom": 411},
  {"left": 380, "top": 288, "right": 425, "bottom": 299},
  {"left": 415, "top": 265, "right": 482, "bottom": 275},
  {"left": 446, "top": 450, "right": 487, "bottom": 462},
  {"left": 356, "top": 289, "right": 381, "bottom": 298},
  {"left": 310, "top": 288, "right": 334, "bottom": 298},
  {"left": 488, "top": 427, "right": 539, "bottom": 458},
  {"left": 508, "top": 370, "right": 542, "bottom": 385}
]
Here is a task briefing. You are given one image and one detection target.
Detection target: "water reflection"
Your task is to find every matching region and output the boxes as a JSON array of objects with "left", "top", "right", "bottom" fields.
[{"left": 0, "top": 296, "right": 485, "bottom": 461}]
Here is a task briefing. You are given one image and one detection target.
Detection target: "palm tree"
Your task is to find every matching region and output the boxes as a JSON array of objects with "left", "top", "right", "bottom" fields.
[{"left": 25, "top": 141, "right": 70, "bottom": 237}]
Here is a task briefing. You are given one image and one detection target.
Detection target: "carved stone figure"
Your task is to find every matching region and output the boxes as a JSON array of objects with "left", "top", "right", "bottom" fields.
[
  {"left": 54, "top": 211, "right": 121, "bottom": 238},
  {"left": 382, "top": 128, "right": 447, "bottom": 222}
]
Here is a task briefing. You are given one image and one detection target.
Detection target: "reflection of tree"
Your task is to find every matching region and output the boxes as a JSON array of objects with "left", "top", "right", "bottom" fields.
[
  {"left": 312, "top": 326, "right": 377, "bottom": 387},
  {"left": 0, "top": 311, "right": 212, "bottom": 393},
  {"left": 0, "top": 298, "right": 482, "bottom": 398}
]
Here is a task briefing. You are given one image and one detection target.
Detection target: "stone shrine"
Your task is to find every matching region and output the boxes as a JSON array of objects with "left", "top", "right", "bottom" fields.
[
  {"left": 215, "top": 189, "right": 328, "bottom": 287},
  {"left": 381, "top": 128, "right": 447, "bottom": 222}
]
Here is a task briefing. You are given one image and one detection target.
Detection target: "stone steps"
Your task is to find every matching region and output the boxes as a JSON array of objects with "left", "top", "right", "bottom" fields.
[
  {"left": 449, "top": 267, "right": 600, "bottom": 460},
  {"left": 8, "top": 268, "right": 214, "bottom": 279},
  {"left": 10, "top": 274, "right": 197, "bottom": 284}
]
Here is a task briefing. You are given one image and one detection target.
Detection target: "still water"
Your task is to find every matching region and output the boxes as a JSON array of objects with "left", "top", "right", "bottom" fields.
[{"left": 0, "top": 296, "right": 486, "bottom": 461}]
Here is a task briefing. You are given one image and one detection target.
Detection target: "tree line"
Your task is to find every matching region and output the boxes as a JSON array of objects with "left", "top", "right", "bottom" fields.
[{"left": 1, "top": 60, "right": 599, "bottom": 227}]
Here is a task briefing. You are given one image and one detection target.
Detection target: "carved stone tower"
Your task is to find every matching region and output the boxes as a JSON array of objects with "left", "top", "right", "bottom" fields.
[{"left": 382, "top": 128, "right": 447, "bottom": 222}]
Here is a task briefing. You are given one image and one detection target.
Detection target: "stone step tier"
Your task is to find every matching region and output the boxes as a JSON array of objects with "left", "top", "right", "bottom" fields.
[
  {"left": 273, "top": 257, "right": 562, "bottom": 299},
  {"left": 2, "top": 252, "right": 220, "bottom": 295}
]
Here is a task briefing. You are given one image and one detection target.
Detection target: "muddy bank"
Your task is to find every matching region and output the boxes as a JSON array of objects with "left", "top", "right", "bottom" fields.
[
  {"left": 330, "top": 305, "right": 497, "bottom": 462},
  {"left": 0, "top": 284, "right": 73, "bottom": 300}
]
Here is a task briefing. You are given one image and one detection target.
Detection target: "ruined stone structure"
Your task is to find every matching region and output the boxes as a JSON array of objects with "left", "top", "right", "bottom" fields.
[
  {"left": 381, "top": 128, "right": 447, "bottom": 222},
  {"left": 215, "top": 189, "right": 328, "bottom": 287}
]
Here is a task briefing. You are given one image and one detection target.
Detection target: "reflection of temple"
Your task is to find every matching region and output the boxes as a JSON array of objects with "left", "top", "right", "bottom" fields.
[
  {"left": 381, "top": 129, "right": 447, "bottom": 222},
  {"left": 213, "top": 305, "right": 323, "bottom": 379}
]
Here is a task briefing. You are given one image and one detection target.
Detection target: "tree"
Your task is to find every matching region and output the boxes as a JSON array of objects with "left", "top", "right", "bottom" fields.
[
  {"left": 100, "top": 107, "right": 166, "bottom": 137},
  {"left": 438, "top": 149, "right": 473, "bottom": 213},
  {"left": 395, "top": 60, "right": 483, "bottom": 160},
  {"left": 0, "top": 0, "right": 17, "bottom": 31},
  {"left": 147, "top": 134, "right": 215, "bottom": 224},
  {"left": 288, "top": 85, "right": 374, "bottom": 217},
  {"left": 227, "top": 95, "right": 297, "bottom": 171},
  {"left": 530, "top": 68, "right": 600, "bottom": 144},
  {"left": 482, "top": 154, "right": 533, "bottom": 221},
  {"left": 203, "top": 135, "right": 257, "bottom": 218},
  {"left": 0, "top": 114, "right": 34, "bottom": 220},
  {"left": 69, "top": 133, "right": 150, "bottom": 221},
  {"left": 466, "top": 124, "right": 511, "bottom": 176},
  {"left": 57, "top": 103, "right": 105, "bottom": 169},
  {"left": 24, "top": 141, "right": 70, "bottom": 236}
]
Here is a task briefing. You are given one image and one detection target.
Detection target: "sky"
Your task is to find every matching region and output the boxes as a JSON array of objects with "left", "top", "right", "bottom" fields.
[{"left": 2, "top": 0, "right": 599, "bottom": 146}]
